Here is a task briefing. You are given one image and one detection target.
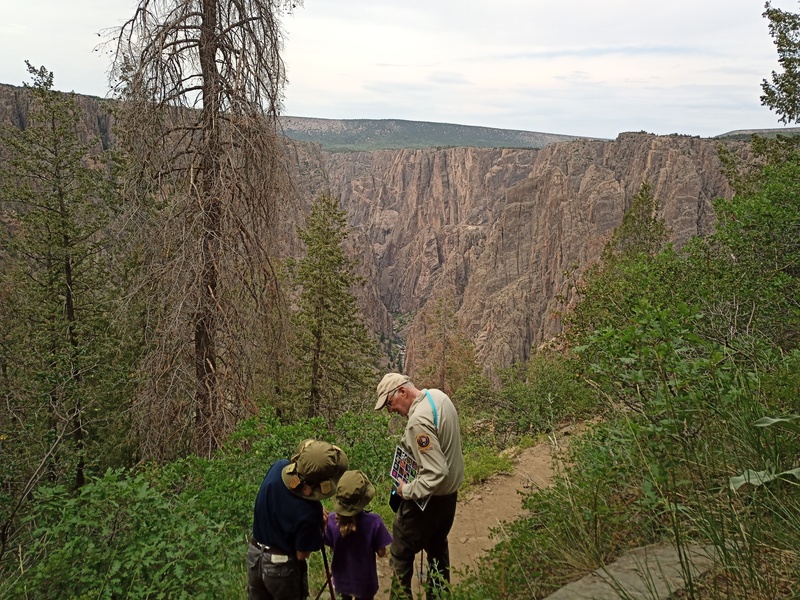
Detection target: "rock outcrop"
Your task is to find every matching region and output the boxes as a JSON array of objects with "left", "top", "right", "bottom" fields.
[
  {"left": 299, "top": 134, "right": 736, "bottom": 375},
  {"left": 0, "top": 84, "right": 740, "bottom": 375},
  {"left": 0, "top": 83, "right": 116, "bottom": 153}
]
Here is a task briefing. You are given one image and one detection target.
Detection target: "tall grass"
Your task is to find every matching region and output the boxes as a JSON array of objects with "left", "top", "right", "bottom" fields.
[{"left": 452, "top": 307, "right": 800, "bottom": 599}]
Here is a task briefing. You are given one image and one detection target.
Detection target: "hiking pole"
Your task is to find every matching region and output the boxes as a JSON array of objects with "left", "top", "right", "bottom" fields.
[
  {"left": 313, "top": 547, "right": 336, "bottom": 600},
  {"left": 313, "top": 580, "right": 328, "bottom": 600},
  {"left": 321, "top": 544, "right": 336, "bottom": 600},
  {"left": 417, "top": 550, "right": 426, "bottom": 598}
]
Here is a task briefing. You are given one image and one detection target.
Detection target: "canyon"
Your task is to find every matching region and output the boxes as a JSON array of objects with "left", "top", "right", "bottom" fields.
[
  {"left": 0, "top": 83, "right": 742, "bottom": 376},
  {"left": 291, "top": 134, "right": 737, "bottom": 375}
]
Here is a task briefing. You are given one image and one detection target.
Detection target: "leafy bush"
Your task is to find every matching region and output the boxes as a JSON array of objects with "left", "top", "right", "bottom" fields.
[
  {"left": 0, "top": 408, "right": 383, "bottom": 599},
  {"left": 491, "top": 355, "right": 597, "bottom": 442},
  {"left": 461, "top": 444, "right": 513, "bottom": 487},
  {"left": 8, "top": 471, "right": 241, "bottom": 599}
]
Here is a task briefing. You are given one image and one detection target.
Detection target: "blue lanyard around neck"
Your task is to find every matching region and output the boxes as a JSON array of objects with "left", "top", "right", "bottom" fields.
[{"left": 423, "top": 390, "right": 438, "bottom": 429}]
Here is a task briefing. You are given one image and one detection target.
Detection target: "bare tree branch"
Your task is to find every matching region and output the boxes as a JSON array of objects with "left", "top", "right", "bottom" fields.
[{"left": 111, "top": 0, "right": 298, "bottom": 459}]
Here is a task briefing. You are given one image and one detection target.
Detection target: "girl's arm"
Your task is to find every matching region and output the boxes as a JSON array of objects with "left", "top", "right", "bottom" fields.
[{"left": 377, "top": 546, "right": 387, "bottom": 558}]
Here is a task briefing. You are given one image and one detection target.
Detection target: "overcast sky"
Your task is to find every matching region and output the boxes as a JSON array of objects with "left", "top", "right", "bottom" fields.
[{"left": 1, "top": 0, "right": 798, "bottom": 139}]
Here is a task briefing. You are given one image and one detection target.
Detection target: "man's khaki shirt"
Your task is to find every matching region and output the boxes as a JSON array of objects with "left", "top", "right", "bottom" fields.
[{"left": 401, "top": 388, "right": 464, "bottom": 501}]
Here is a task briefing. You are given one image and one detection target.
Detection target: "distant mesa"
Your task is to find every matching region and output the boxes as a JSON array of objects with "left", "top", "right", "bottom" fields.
[
  {"left": 278, "top": 117, "right": 800, "bottom": 152},
  {"left": 278, "top": 115, "right": 603, "bottom": 152},
  {"left": 715, "top": 127, "right": 800, "bottom": 140},
  {"left": 2, "top": 81, "right": 799, "bottom": 150}
]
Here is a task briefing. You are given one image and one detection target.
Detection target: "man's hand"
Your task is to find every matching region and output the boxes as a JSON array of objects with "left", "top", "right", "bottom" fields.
[{"left": 396, "top": 480, "right": 405, "bottom": 498}]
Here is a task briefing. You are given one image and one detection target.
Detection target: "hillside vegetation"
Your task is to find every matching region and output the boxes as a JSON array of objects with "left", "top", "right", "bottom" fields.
[
  {"left": 279, "top": 115, "right": 596, "bottom": 151},
  {"left": 3, "top": 134, "right": 798, "bottom": 598},
  {"left": 716, "top": 126, "right": 800, "bottom": 141},
  {"left": 2, "top": 3, "right": 800, "bottom": 598}
]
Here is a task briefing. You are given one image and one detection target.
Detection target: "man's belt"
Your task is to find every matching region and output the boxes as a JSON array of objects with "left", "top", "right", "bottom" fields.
[{"left": 250, "top": 537, "right": 289, "bottom": 556}]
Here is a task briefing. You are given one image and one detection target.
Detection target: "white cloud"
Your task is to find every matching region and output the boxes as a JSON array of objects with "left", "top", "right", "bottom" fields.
[{"left": 1, "top": 0, "right": 798, "bottom": 137}]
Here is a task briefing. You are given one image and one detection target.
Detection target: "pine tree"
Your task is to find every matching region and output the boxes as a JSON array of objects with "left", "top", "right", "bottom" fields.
[
  {"left": 289, "top": 193, "right": 378, "bottom": 424},
  {"left": 0, "top": 64, "right": 134, "bottom": 562}
]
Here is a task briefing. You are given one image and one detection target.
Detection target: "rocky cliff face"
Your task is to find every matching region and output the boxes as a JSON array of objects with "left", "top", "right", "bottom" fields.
[
  {"left": 301, "top": 134, "right": 736, "bottom": 375},
  {"left": 0, "top": 84, "right": 739, "bottom": 375},
  {"left": 0, "top": 83, "right": 116, "bottom": 153}
]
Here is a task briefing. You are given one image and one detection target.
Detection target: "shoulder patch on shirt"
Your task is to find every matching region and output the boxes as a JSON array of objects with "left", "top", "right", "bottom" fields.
[{"left": 416, "top": 433, "right": 431, "bottom": 451}]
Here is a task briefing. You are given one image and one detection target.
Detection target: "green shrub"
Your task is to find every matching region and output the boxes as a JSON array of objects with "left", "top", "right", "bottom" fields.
[
  {"left": 7, "top": 471, "right": 241, "bottom": 599},
  {"left": 491, "top": 354, "right": 597, "bottom": 441},
  {"left": 461, "top": 444, "right": 513, "bottom": 487},
  {"left": 0, "top": 408, "right": 384, "bottom": 599}
]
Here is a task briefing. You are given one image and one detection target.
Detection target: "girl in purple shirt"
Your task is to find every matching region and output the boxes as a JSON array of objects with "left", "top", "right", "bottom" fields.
[{"left": 324, "top": 471, "right": 393, "bottom": 600}]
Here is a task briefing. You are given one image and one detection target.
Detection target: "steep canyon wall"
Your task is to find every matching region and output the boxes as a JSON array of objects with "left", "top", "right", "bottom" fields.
[
  {"left": 299, "top": 134, "right": 736, "bottom": 374},
  {"left": 0, "top": 84, "right": 739, "bottom": 375}
]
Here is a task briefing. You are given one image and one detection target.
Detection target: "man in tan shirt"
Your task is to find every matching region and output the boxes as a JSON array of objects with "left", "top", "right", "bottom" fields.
[{"left": 375, "top": 373, "right": 464, "bottom": 599}]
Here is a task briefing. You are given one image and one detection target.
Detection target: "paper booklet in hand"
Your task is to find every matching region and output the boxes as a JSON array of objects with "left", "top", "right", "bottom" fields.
[{"left": 390, "top": 445, "right": 430, "bottom": 511}]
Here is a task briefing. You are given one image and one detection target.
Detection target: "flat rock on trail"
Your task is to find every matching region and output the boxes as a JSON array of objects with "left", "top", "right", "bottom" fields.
[{"left": 374, "top": 430, "right": 569, "bottom": 598}]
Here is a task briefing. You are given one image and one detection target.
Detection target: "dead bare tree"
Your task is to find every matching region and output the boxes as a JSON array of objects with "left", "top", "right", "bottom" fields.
[{"left": 111, "top": 0, "right": 296, "bottom": 459}]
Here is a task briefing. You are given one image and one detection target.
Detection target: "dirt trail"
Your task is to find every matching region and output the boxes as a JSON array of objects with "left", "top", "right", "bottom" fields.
[{"left": 374, "top": 427, "right": 576, "bottom": 598}]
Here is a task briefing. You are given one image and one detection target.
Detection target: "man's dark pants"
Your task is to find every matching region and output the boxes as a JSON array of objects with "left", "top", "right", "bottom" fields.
[
  {"left": 390, "top": 492, "right": 458, "bottom": 599},
  {"left": 246, "top": 543, "right": 309, "bottom": 600}
]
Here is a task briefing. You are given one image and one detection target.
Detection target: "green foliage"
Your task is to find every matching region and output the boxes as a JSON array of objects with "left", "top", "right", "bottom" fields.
[
  {"left": 709, "top": 155, "right": 800, "bottom": 347},
  {"left": 413, "top": 294, "right": 478, "bottom": 396},
  {"left": 1, "top": 403, "right": 521, "bottom": 598},
  {"left": 461, "top": 443, "right": 513, "bottom": 487},
  {"left": 330, "top": 410, "right": 397, "bottom": 524},
  {"left": 458, "top": 339, "right": 800, "bottom": 596},
  {"left": 760, "top": 348, "right": 800, "bottom": 415},
  {"left": 454, "top": 418, "right": 656, "bottom": 598},
  {"left": 286, "top": 193, "right": 379, "bottom": 424},
  {"left": 456, "top": 354, "right": 597, "bottom": 447},
  {"left": 575, "top": 300, "right": 788, "bottom": 479},
  {"left": 717, "top": 134, "right": 800, "bottom": 197},
  {"left": 565, "top": 181, "right": 675, "bottom": 345},
  {"left": 453, "top": 372, "right": 498, "bottom": 417},
  {"left": 7, "top": 471, "right": 241, "bottom": 599},
  {"left": 0, "top": 408, "right": 401, "bottom": 598},
  {"left": 602, "top": 181, "right": 669, "bottom": 261},
  {"left": 501, "top": 354, "right": 596, "bottom": 435},
  {"left": 0, "top": 64, "right": 136, "bottom": 565},
  {"left": 761, "top": 2, "right": 800, "bottom": 124}
]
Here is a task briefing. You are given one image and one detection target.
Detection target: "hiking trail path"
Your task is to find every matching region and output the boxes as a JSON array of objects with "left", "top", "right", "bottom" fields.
[
  {"left": 374, "top": 426, "right": 568, "bottom": 598},
  {"left": 372, "top": 423, "right": 716, "bottom": 599}
]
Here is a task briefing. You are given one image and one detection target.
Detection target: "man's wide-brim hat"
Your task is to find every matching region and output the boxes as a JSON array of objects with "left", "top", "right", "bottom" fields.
[
  {"left": 375, "top": 373, "right": 410, "bottom": 410},
  {"left": 281, "top": 439, "right": 349, "bottom": 501},
  {"left": 333, "top": 470, "right": 376, "bottom": 516}
]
